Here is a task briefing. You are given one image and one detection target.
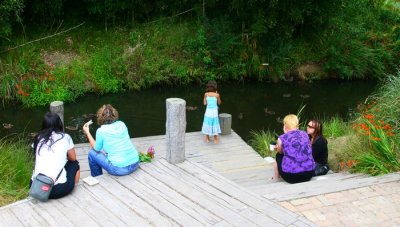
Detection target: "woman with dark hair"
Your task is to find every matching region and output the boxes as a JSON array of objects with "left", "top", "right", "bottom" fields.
[
  {"left": 31, "top": 112, "right": 80, "bottom": 199},
  {"left": 307, "top": 119, "right": 329, "bottom": 176},
  {"left": 82, "top": 104, "right": 140, "bottom": 177}
]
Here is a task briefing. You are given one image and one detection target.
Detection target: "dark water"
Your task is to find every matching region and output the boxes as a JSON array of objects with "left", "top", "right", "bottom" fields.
[{"left": 0, "top": 80, "right": 377, "bottom": 143}]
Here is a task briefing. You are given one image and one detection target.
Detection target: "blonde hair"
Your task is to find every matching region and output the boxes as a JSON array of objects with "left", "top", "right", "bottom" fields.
[
  {"left": 96, "top": 104, "right": 119, "bottom": 125},
  {"left": 283, "top": 114, "right": 299, "bottom": 130}
]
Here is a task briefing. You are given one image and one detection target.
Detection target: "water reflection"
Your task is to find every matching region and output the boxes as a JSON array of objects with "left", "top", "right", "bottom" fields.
[{"left": 0, "top": 80, "right": 377, "bottom": 143}]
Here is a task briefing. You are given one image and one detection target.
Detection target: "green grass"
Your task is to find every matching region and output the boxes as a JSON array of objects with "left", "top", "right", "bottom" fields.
[
  {"left": 323, "top": 115, "right": 350, "bottom": 139},
  {"left": 0, "top": 135, "right": 34, "bottom": 206},
  {"left": 248, "top": 130, "right": 278, "bottom": 158}
]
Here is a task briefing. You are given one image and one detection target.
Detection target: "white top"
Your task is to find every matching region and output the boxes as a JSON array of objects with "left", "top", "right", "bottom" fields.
[{"left": 32, "top": 132, "right": 74, "bottom": 184}]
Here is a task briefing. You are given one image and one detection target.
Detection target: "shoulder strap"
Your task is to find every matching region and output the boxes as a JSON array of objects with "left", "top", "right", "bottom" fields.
[{"left": 55, "top": 168, "right": 63, "bottom": 182}]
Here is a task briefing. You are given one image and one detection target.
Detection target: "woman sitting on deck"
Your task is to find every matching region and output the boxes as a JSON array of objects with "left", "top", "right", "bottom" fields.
[
  {"left": 307, "top": 119, "right": 329, "bottom": 176},
  {"left": 31, "top": 112, "right": 80, "bottom": 199},
  {"left": 273, "top": 114, "right": 315, "bottom": 183},
  {"left": 82, "top": 104, "right": 140, "bottom": 177}
]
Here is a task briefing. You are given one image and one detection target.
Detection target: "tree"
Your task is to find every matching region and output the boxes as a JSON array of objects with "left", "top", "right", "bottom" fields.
[{"left": 0, "top": 0, "right": 24, "bottom": 43}]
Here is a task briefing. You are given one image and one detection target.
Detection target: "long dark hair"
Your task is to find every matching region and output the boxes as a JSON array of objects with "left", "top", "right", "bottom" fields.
[
  {"left": 33, "top": 112, "right": 64, "bottom": 155},
  {"left": 309, "top": 119, "right": 327, "bottom": 144}
]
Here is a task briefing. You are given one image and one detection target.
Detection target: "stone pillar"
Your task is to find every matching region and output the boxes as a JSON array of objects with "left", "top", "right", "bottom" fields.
[
  {"left": 166, "top": 98, "right": 186, "bottom": 164},
  {"left": 219, "top": 113, "right": 232, "bottom": 135},
  {"left": 50, "top": 101, "right": 64, "bottom": 126}
]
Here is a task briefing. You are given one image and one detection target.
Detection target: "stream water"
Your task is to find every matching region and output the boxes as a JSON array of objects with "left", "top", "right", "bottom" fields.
[{"left": 0, "top": 80, "right": 377, "bottom": 143}]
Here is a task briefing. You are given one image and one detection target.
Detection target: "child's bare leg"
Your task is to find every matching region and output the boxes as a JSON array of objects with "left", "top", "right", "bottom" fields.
[
  {"left": 204, "top": 135, "right": 210, "bottom": 142},
  {"left": 214, "top": 135, "right": 219, "bottom": 144}
]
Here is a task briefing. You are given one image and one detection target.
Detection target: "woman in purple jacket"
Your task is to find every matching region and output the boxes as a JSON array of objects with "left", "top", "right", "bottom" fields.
[{"left": 273, "top": 114, "right": 315, "bottom": 183}]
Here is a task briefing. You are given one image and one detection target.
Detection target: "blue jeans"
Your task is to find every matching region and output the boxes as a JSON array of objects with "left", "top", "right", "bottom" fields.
[{"left": 88, "top": 149, "right": 139, "bottom": 177}]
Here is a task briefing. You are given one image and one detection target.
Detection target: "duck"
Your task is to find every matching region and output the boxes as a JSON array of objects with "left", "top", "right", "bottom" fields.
[
  {"left": 276, "top": 117, "right": 283, "bottom": 124},
  {"left": 186, "top": 106, "right": 198, "bottom": 111},
  {"left": 65, "top": 124, "right": 79, "bottom": 131},
  {"left": 300, "top": 94, "right": 311, "bottom": 99},
  {"left": 282, "top": 93, "right": 291, "bottom": 98},
  {"left": 263, "top": 108, "right": 276, "bottom": 115},
  {"left": 2, "top": 123, "right": 13, "bottom": 129}
]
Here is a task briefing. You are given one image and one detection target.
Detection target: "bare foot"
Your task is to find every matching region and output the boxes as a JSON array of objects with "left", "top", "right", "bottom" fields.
[
  {"left": 204, "top": 136, "right": 210, "bottom": 143},
  {"left": 214, "top": 136, "right": 219, "bottom": 144}
]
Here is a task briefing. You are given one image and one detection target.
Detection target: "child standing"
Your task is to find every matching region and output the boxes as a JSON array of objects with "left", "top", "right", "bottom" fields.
[{"left": 201, "top": 81, "right": 222, "bottom": 143}]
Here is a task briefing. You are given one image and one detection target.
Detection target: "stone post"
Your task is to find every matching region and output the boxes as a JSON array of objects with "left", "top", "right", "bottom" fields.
[
  {"left": 166, "top": 98, "right": 186, "bottom": 164},
  {"left": 219, "top": 113, "right": 232, "bottom": 135},
  {"left": 50, "top": 101, "right": 64, "bottom": 126}
]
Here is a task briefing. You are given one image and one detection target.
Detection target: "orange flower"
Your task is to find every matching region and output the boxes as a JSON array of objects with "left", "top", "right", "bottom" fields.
[{"left": 364, "top": 114, "right": 374, "bottom": 119}]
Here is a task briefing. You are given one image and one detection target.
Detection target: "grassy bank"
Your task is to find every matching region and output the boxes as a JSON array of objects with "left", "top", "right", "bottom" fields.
[
  {"left": 0, "top": 0, "right": 399, "bottom": 107},
  {"left": 250, "top": 71, "right": 400, "bottom": 174},
  {"left": 0, "top": 135, "right": 33, "bottom": 206}
]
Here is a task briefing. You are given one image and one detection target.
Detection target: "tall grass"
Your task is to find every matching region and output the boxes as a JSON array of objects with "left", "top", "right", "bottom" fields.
[
  {"left": 350, "top": 71, "right": 400, "bottom": 175},
  {"left": 0, "top": 135, "right": 34, "bottom": 206},
  {"left": 323, "top": 115, "right": 350, "bottom": 139},
  {"left": 248, "top": 130, "right": 277, "bottom": 158}
]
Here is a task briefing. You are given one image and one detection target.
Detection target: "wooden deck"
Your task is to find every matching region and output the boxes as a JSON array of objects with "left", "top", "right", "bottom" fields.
[
  {"left": 73, "top": 130, "right": 400, "bottom": 202},
  {"left": 2, "top": 130, "right": 399, "bottom": 226},
  {"left": 0, "top": 158, "right": 313, "bottom": 226},
  {"left": 75, "top": 131, "right": 276, "bottom": 189}
]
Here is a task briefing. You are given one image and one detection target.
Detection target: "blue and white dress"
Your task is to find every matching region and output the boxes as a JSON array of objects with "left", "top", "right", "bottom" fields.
[{"left": 202, "top": 96, "right": 221, "bottom": 135}]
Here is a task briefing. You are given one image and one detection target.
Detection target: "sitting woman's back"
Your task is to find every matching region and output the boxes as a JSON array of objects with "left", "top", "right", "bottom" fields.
[{"left": 274, "top": 114, "right": 315, "bottom": 183}]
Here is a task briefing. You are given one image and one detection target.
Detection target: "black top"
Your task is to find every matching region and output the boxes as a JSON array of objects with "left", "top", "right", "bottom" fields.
[{"left": 312, "top": 136, "right": 328, "bottom": 165}]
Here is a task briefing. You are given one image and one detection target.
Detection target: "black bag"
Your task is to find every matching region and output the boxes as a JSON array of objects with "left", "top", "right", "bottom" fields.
[
  {"left": 29, "top": 169, "right": 62, "bottom": 202},
  {"left": 314, "top": 163, "right": 329, "bottom": 176}
]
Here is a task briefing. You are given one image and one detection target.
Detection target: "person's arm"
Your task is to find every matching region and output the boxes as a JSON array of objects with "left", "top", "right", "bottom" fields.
[
  {"left": 83, "top": 123, "right": 96, "bottom": 148},
  {"left": 67, "top": 148, "right": 77, "bottom": 161},
  {"left": 216, "top": 92, "right": 221, "bottom": 105},
  {"left": 203, "top": 93, "right": 207, "bottom": 106},
  {"left": 276, "top": 138, "right": 283, "bottom": 154}
]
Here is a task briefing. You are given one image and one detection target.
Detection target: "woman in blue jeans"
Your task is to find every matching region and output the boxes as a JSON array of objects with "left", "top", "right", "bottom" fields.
[{"left": 82, "top": 104, "right": 140, "bottom": 177}]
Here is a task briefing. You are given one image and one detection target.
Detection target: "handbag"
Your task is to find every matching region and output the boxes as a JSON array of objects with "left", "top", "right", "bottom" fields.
[
  {"left": 314, "top": 163, "right": 329, "bottom": 176},
  {"left": 29, "top": 169, "right": 63, "bottom": 202}
]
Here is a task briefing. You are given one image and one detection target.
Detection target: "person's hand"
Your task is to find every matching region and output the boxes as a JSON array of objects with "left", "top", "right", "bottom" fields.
[{"left": 82, "top": 122, "right": 90, "bottom": 135}]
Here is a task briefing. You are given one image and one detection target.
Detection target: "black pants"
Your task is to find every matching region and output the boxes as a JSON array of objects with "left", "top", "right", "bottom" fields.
[
  {"left": 276, "top": 153, "right": 314, "bottom": 184},
  {"left": 30, "top": 160, "right": 80, "bottom": 199}
]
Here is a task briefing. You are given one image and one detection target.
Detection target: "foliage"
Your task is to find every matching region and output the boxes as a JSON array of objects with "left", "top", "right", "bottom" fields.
[
  {"left": 249, "top": 130, "right": 277, "bottom": 158},
  {"left": 352, "top": 115, "right": 399, "bottom": 175},
  {"left": 90, "top": 46, "right": 124, "bottom": 93},
  {"left": 0, "top": 1, "right": 400, "bottom": 105},
  {"left": 320, "top": 0, "right": 400, "bottom": 79},
  {"left": 346, "top": 72, "right": 400, "bottom": 175},
  {"left": 0, "top": 0, "right": 24, "bottom": 45},
  {"left": 0, "top": 135, "right": 34, "bottom": 206},
  {"left": 324, "top": 116, "right": 350, "bottom": 139}
]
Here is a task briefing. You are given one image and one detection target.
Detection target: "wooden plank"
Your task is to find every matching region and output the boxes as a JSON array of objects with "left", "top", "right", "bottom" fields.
[
  {"left": 140, "top": 161, "right": 276, "bottom": 226},
  {"left": 132, "top": 169, "right": 227, "bottom": 226},
  {"left": 0, "top": 207, "right": 23, "bottom": 227},
  {"left": 9, "top": 201, "right": 48, "bottom": 226},
  {"left": 52, "top": 195, "right": 100, "bottom": 226},
  {"left": 78, "top": 179, "right": 149, "bottom": 225},
  {"left": 68, "top": 185, "right": 131, "bottom": 226},
  {"left": 177, "top": 160, "right": 314, "bottom": 226},
  {"left": 114, "top": 172, "right": 207, "bottom": 227},
  {"left": 29, "top": 199, "right": 75, "bottom": 227},
  {"left": 92, "top": 175, "right": 177, "bottom": 227}
]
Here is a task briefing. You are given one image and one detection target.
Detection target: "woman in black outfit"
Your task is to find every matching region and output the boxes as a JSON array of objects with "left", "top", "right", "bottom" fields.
[{"left": 307, "top": 119, "right": 329, "bottom": 176}]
